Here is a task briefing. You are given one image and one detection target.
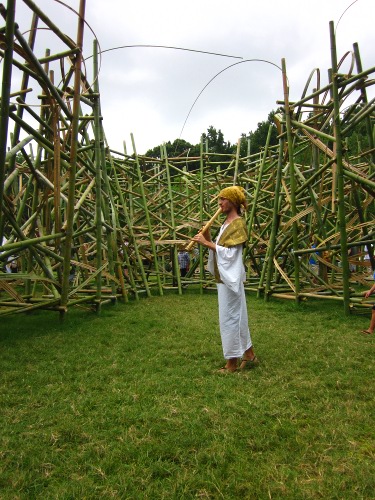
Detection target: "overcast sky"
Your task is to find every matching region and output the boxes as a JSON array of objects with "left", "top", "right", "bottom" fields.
[{"left": 8, "top": 0, "right": 375, "bottom": 154}]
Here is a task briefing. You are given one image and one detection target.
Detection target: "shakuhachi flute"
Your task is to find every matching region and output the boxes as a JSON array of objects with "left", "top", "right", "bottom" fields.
[{"left": 185, "top": 207, "right": 222, "bottom": 251}]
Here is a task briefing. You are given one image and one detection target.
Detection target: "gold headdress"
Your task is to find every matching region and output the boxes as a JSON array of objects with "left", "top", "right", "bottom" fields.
[{"left": 218, "top": 186, "right": 246, "bottom": 207}]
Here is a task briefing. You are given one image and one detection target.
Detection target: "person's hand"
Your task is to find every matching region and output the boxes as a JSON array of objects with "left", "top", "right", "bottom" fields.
[
  {"left": 364, "top": 289, "right": 373, "bottom": 298},
  {"left": 201, "top": 227, "right": 212, "bottom": 242},
  {"left": 193, "top": 232, "right": 208, "bottom": 246}
]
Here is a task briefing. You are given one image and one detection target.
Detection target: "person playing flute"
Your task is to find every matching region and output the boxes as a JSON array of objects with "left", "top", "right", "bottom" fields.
[{"left": 192, "top": 186, "right": 257, "bottom": 373}]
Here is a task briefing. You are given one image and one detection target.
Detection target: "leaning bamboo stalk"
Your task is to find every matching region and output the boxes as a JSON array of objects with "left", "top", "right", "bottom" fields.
[
  {"left": 131, "top": 134, "right": 156, "bottom": 298},
  {"left": 353, "top": 43, "right": 375, "bottom": 170},
  {"left": 108, "top": 157, "right": 140, "bottom": 299},
  {"left": 233, "top": 138, "right": 241, "bottom": 185},
  {"left": 51, "top": 83, "right": 62, "bottom": 239},
  {"left": 0, "top": 0, "right": 16, "bottom": 238},
  {"left": 5, "top": 135, "right": 34, "bottom": 163},
  {"left": 282, "top": 57, "right": 300, "bottom": 299},
  {"left": 246, "top": 124, "right": 272, "bottom": 249},
  {"left": 13, "top": 29, "right": 72, "bottom": 118},
  {"left": 8, "top": 11, "right": 38, "bottom": 177},
  {"left": 264, "top": 128, "right": 285, "bottom": 300}
]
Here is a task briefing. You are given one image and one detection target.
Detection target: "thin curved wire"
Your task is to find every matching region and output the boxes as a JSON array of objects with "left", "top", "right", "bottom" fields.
[
  {"left": 335, "top": 0, "right": 359, "bottom": 34},
  {"left": 177, "top": 59, "right": 283, "bottom": 145},
  {"left": 85, "top": 44, "right": 243, "bottom": 61}
]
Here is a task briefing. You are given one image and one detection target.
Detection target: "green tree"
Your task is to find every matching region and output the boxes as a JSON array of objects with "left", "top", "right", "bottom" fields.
[
  {"left": 201, "top": 126, "right": 233, "bottom": 154},
  {"left": 247, "top": 110, "right": 279, "bottom": 155},
  {"left": 145, "top": 138, "right": 196, "bottom": 158}
]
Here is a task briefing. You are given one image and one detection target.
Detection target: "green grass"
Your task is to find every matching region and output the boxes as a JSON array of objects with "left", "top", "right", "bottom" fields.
[{"left": 0, "top": 291, "right": 374, "bottom": 499}]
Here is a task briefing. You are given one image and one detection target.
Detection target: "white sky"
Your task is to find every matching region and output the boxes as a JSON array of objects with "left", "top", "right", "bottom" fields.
[{"left": 5, "top": 0, "right": 375, "bottom": 154}]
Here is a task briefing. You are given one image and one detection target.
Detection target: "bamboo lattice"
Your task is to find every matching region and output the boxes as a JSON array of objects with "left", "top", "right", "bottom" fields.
[{"left": 0, "top": 3, "right": 374, "bottom": 318}]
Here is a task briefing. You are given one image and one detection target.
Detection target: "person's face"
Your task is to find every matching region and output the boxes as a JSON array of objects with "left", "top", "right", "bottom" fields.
[{"left": 219, "top": 197, "right": 235, "bottom": 213}]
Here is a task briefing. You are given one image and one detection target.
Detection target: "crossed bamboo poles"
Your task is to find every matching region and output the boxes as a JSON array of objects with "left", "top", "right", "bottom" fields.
[{"left": 0, "top": 2, "right": 374, "bottom": 317}]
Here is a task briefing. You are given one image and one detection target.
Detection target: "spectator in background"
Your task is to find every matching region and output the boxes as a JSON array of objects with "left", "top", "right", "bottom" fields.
[
  {"left": 361, "top": 271, "right": 375, "bottom": 335},
  {"left": 178, "top": 248, "right": 190, "bottom": 277}
]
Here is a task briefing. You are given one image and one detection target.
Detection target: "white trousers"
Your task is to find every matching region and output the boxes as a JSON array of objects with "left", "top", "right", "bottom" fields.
[{"left": 217, "top": 283, "right": 252, "bottom": 359}]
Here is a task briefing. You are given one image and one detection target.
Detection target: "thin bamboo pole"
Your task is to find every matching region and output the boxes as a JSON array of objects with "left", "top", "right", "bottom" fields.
[
  {"left": 353, "top": 43, "right": 375, "bottom": 171},
  {"left": 264, "top": 127, "right": 285, "bottom": 300},
  {"left": 162, "top": 145, "right": 182, "bottom": 294},
  {"left": 329, "top": 21, "right": 350, "bottom": 315},
  {"left": 0, "top": 0, "right": 16, "bottom": 242},
  {"left": 282, "top": 58, "right": 300, "bottom": 300},
  {"left": 92, "top": 39, "right": 103, "bottom": 306},
  {"left": 60, "top": 0, "right": 86, "bottom": 313}
]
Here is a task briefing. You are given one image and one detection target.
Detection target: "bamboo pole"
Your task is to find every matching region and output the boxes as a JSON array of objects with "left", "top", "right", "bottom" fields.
[
  {"left": 282, "top": 58, "right": 300, "bottom": 300},
  {"left": 264, "top": 126, "right": 285, "bottom": 300},
  {"left": 131, "top": 134, "right": 156, "bottom": 298},
  {"left": 92, "top": 39, "right": 103, "bottom": 306},
  {"left": 60, "top": 0, "right": 86, "bottom": 314},
  {"left": 329, "top": 21, "right": 351, "bottom": 315},
  {"left": 162, "top": 144, "right": 182, "bottom": 294},
  {"left": 0, "top": 0, "right": 16, "bottom": 241},
  {"left": 353, "top": 43, "right": 375, "bottom": 171}
]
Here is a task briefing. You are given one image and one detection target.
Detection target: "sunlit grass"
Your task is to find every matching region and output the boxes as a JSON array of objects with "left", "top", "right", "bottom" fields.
[{"left": 0, "top": 291, "right": 374, "bottom": 498}]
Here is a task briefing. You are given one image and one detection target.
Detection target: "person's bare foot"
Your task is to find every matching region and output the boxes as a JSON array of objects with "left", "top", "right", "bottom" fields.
[
  {"left": 218, "top": 359, "right": 238, "bottom": 373},
  {"left": 240, "top": 355, "right": 259, "bottom": 370},
  {"left": 217, "top": 366, "right": 237, "bottom": 373},
  {"left": 361, "top": 329, "right": 373, "bottom": 335}
]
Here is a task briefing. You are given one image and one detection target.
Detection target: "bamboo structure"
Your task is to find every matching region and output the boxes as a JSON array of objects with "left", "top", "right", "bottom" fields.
[{"left": 0, "top": 2, "right": 374, "bottom": 318}]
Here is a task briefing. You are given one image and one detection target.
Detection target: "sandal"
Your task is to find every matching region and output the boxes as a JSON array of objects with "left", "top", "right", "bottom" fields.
[
  {"left": 239, "top": 356, "right": 259, "bottom": 370},
  {"left": 361, "top": 330, "right": 373, "bottom": 335},
  {"left": 217, "top": 366, "right": 238, "bottom": 373}
]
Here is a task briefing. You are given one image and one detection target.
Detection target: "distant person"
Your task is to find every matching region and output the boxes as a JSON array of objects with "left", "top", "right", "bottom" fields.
[
  {"left": 0, "top": 237, "right": 17, "bottom": 273},
  {"left": 178, "top": 248, "right": 190, "bottom": 277},
  {"left": 193, "top": 186, "right": 257, "bottom": 373},
  {"left": 309, "top": 238, "right": 318, "bottom": 280},
  {"left": 361, "top": 272, "right": 375, "bottom": 335}
]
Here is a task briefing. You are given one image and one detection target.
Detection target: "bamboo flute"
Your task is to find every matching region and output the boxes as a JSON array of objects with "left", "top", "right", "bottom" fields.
[{"left": 185, "top": 206, "right": 222, "bottom": 251}]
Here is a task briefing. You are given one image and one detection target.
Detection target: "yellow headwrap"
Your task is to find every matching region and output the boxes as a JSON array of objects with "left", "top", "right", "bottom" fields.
[{"left": 218, "top": 186, "right": 246, "bottom": 207}]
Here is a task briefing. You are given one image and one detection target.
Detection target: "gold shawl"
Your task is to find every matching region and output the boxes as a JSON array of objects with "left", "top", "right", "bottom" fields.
[
  {"left": 213, "top": 218, "right": 248, "bottom": 282},
  {"left": 217, "top": 218, "right": 248, "bottom": 247}
]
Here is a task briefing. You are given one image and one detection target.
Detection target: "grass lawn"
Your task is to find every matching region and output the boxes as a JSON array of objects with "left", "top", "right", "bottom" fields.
[{"left": 0, "top": 290, "right": 374, "bottom": 499}]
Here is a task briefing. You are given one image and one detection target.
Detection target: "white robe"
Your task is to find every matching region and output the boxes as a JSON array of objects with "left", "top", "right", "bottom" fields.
[{"left": 208, "top": 224, "right": 252, "bottom": 359}]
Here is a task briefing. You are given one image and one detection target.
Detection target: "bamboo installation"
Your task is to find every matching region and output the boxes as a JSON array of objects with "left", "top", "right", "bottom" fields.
[{"left": 0, "top": 1, "right": 374, "bottom": 318}]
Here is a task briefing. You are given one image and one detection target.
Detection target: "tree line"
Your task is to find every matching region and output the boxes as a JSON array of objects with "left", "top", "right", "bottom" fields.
[
  {"left": 144, "top": 106, "right": 371, "bottom": 166},
  {"left": 145, "top": 110, "right": 280, "bottom": 160}
]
